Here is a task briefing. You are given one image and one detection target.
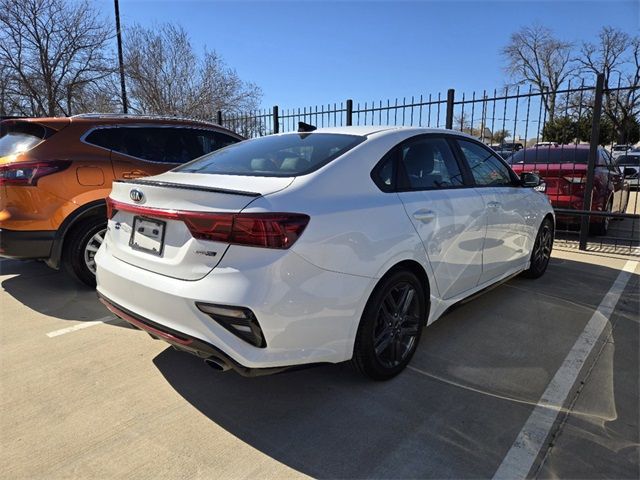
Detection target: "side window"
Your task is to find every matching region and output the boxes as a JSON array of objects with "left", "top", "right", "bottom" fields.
[
  {"left": 457, "top": 139, "right": 515, "bottom": 187},
  {"left": 117, "top": 127, "right": 162, "bottom": 161},
  {"left": 85, "top": 128, "right": 120, "bottom": 150},
  {"left": 115, "top": 127, "right": 240, "bottom": 164},
  {"left": 188, "top": 130, "right": 239, "bottom": 156},
  {"left": 371, "top": 148, "right": 396, "bottom": 192},
  {"left": 398, "top": 137, "right": 464, "bottom": 190}
]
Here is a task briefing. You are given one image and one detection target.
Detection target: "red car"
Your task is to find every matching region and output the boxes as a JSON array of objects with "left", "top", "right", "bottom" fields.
[{"left": 509, "top": 145, "right": 629, "bottom": 235}]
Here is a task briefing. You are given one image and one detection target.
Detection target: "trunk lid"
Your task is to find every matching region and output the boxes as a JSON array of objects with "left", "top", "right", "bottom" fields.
[{"left": 105, "top": 172, "right": 293, "bottom": 280}]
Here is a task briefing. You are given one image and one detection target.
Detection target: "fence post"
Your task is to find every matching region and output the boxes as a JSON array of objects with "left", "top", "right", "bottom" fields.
[
  {"left": 272, "top": 106, "right": 279, "bottom": 134},
  {"left": 578, "top": 73, "right": 605, "bottom": 251},
  {"left": 216, "top": 110, "right": 223, "bottom": 126},
  {"left": 445, "top": 89, "right": 455, "bottom": 129},
  {"left": 346, "top": 99, "right": 353, "bottom": 126}
]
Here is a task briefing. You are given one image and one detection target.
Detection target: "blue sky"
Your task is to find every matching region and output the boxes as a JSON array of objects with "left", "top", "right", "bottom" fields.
[{"left": 96, "top": 0, "right": 639, "bottom": 110}]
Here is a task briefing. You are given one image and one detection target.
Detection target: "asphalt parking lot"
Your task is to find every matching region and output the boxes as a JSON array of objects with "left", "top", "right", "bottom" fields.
[{"left": 1, "top": 248, "right": 638, "bottom": 479}]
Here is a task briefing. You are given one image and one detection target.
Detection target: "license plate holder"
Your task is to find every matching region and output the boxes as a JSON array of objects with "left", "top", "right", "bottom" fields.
[{"left": 129, "top": 216, "right": 166, "bottom": 256}]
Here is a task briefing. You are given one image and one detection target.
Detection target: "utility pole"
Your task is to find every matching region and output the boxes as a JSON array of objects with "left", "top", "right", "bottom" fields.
[{"left": 114, "top": 0, "right": 128, "bottom": 114}]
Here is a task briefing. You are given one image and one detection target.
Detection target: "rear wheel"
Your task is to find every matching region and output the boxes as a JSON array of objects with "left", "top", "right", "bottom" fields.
[
  {"left": 63, "top": 216, "right": 106, "bottom": 287},
  {"left": 522, "top": 218, "right": 553, "bottom": 279},
  {"left": 589, "top": 198, "right": 612, "bottom": 236},
  {"left": 352, "top": 270, "right": 426, "bottom": 380}
]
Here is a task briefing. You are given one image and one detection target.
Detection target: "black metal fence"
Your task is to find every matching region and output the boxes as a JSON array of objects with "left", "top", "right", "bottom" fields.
[{"left": 218, "top": 74, "right": 639, "bottom": 256}]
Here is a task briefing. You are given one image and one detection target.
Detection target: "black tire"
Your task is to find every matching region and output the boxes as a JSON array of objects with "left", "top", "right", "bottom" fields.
[
  {"left": 352, "top": 270, "right": 427, "bottom": 380},
  {"left": 522, "top": 218, "right": 554, "bottom": 279},
  {"left": 63, "top": 216, "right": 107, "bottom": 287},
  {"left": 589, "top": 199, "right": 612, "bottom": 236}
]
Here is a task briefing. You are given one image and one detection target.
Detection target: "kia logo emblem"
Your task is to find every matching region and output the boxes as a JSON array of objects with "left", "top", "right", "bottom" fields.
[{"left": 129, "top": 189, "right": 144, "bottom": 203}]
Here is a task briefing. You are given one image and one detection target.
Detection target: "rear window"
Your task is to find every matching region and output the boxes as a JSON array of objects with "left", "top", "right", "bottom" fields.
[
  {"left": 617, "top": 155, "right": 640, "bottom": 166},
  {"left": 175, "top": 133, "right": 365, "bottom": 177},
  {"left": 0, "top": 122, "right": 50, "bottom": 157},
  {"left": 510, "top": 147, "right": 589, "bottom": 164}
]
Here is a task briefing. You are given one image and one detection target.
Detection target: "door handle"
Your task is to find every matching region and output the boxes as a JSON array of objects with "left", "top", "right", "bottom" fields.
[
  {"left": 487, "top": 201, "right": 502, "bottom": 209},
  {"left": 413, "top": 209, "right": 436, "bottom": 222}
]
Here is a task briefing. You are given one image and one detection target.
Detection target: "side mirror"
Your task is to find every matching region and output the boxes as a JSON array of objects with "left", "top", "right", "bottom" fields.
[{"left": 520, "top": 172, "right": 541, "bottom": 187}]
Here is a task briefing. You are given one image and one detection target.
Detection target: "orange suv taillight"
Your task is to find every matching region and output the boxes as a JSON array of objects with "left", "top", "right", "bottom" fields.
[{"left": 0, "top": 160, "right": 71, "bottom": 186}]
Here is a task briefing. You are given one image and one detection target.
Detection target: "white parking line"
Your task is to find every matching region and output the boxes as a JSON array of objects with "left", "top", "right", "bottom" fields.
[
  {"left": 46, "top": 315, "right": 119, "bottom": 338},
  {"left": 492, "top": 260, "right": 638, "bottom": 480}
]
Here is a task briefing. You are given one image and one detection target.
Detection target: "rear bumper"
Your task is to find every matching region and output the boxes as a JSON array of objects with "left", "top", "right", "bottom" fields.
[
  {"left": 95, "top": 241, "right": 374, "bottom": 370},
  {"left": 548, "top": 195, "right": 605, "bottom": 224},
  {"left": 98, "top": 293, "right": 303, "bottom": 377},
  {"left": 0, "top": 228, "right": 54, "bottom": 259}
]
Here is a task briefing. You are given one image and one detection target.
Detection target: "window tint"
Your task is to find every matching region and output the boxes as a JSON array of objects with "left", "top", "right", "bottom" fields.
[
  {"left": 85, "top": 128, "right": 120, "bottom": 150},
  {"left": 371, "top": 149, "right": 396, "bottom": 192},
  {"left": 175, "top": 133, "right": 364, "bottom": 177},
  {"left": 510, "top": 147, "right": 589, "bottom": 164},
  {"left": 617, "top": 155, "right": 640, "bottom": 166},
  {"left": 114, "top": 127, "right": 239, "bottom": 164},
  {"left": 183, "top": 130, "right": 238, "bottom": 156},
  {"left": 457, "top": 139, "right": 514, "bottom": 186},
  {"left": 397, "top": 137, "right": 463, "bottom": 190}
]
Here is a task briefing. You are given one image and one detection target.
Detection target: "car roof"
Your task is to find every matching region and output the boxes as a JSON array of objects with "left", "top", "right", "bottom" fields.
[
  {"left": 522, "top": 144, "right": 591, "bottom": 151},
  {"left": 2, "top": 114, "right": 242, "bottom": 137},
  {"left": 275, "top": 125, "right": 478, "bottom": 140}
]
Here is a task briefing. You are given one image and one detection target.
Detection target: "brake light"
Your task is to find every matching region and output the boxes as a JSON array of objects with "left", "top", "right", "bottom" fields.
[
  {"left": 0, "top": 160, "right": 71, "bottom": 186},
  {"left": 563, "top": 176, "right": 586, "bottom": 184},
  {"left": 562, "top": 176, "right": 585, "bottom": 195},
  {"left": 106, "top": 199, "right": 310, "bottom": 249}
]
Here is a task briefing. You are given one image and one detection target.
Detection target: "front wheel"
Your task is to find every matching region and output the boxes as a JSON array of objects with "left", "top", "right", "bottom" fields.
[
  {"left": 522, "top": 218, "right": 554, "bottom": 279},
  {"left": 352, "top": 270, "right": 427, "bottom": 380},
  {"left": 63, "top": 216, "right": 106, "bottom": 287}
]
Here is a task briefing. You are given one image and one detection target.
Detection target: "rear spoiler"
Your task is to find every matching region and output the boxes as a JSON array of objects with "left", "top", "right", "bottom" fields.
[
  {"left": 114, "top": 179, "right": 261, "bottom": 197},
  {"left": 1, "top": 118, "right": 68, "bottom": 137}
]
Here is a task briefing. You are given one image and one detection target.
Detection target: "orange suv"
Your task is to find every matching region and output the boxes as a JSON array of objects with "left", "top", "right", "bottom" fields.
[{"left": 0, "top": 114, "right": 242, "bottom": 285}]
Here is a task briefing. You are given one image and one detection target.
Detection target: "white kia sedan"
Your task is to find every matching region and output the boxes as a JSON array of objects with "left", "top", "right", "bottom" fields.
[{"left": 96, "top": 126, "right": 554, "bottom": 380}]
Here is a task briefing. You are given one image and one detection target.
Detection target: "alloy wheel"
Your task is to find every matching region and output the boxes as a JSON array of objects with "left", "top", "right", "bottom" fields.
[
  {"left": 373, "top": 282, "right": 421, "bottom": 368},
  {"left": 84, "top": 228, "right": 106, "bottom": 275},
  {"left": 533, "top": 224, "right": 552, "bottom": 269},
  {"left": 603, "top": 200, "right": 612, "bottom": 232}
]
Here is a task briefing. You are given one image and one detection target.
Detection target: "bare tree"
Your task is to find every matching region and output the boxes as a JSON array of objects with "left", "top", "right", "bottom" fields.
[
  {"left": 0, "top": 0, "right": 115, "bottom": 117},
  {"left": 578, "top": 26, "right": 640, "bottom": 144},
  {"left": 124, "top": 24, "right": 262, "bottom": 121},
  {"left": 503, "top": 25, "right": 576, "bottom": 120},
  {"left": 491, "top": 129, "right": 511, "bottom": 144}
]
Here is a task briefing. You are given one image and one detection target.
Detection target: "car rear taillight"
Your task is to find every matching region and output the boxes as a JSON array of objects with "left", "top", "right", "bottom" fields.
[
  {"left": 0, "top": 160, "right": 71, "bottom": 186},
  {"left": 563, "top": 176, "right": 586, "bottom": 184},
  {"left": 562, "top": 176, "right": 586, "bottom": 195},
  {"left": 106, "top": 198, "right": 310, "bottom": 249}
]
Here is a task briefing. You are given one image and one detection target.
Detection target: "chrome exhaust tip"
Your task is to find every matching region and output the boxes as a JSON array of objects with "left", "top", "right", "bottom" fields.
[{"left": 205, "top": 357, "right": 231, "bottom": 372}]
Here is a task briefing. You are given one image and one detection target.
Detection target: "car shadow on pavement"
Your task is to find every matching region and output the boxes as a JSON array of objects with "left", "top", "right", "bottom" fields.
[
  {"left": 0, "top": 259, "right": 131, "bottom": 327},
  {"left": 152, "top": 258, "right": 638, "bottom": 479},
  {"left": 537, "top": 272, "right": 639, "bottom": 479}
]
